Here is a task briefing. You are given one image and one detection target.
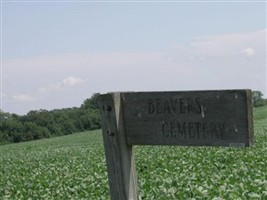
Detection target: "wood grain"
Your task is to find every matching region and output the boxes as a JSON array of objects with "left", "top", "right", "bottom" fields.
[{"left": 98, "top": 93, "right": 138, "bottom": 200}]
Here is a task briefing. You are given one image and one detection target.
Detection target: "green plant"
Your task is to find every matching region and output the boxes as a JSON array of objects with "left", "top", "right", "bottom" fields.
[{"left": 0, "top": 106, "right": 266, "bottom": 199}]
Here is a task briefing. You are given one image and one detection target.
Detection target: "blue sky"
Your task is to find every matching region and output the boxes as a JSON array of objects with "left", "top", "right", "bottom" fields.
[{"left": 1, "top": 1, "right": 266, "bottom": 114}]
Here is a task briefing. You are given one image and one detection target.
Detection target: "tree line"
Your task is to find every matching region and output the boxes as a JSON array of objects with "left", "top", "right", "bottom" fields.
[
  {"left": 252, "top": 91, "right": 267, "bottom": 107},
  {"left": 0, "top": 93, "right": 101, "bottom": 144}
]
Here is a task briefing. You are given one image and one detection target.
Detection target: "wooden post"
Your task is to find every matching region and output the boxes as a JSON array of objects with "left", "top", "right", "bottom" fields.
[{"left": 98, "top": 93, "right": 138, "bottom": 200}]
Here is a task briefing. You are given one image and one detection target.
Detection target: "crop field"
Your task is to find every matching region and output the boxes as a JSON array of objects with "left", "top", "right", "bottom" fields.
[{"left": 0, "top": 106, "right": 267, "bottom": 199}]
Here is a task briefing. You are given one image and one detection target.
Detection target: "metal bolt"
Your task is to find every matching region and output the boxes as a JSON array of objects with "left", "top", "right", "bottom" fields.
[
  {"left": 103, "top": 105, "right": 112, "bottom": 112},
  {"left": 106, "top": 106, "right": 112, "bottom": 111},
  {"left": 107, "top": 131, "right": 114, "bottom": 136}
]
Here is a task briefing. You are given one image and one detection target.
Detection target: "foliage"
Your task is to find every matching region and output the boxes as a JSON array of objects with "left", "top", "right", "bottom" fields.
[
  {"left": 254, "top": 99, "right": 267, "bottom": 107},
  {"left": 81, "top": 93, "right": 100, "bottom": 110},
  {"left": 252, "top": 91, "right": 267, "bottom": 107},
  {"left": 0, "top": 106, "right": 267, "bottom": 199},
  {"left": 0, "top": 130, "right": 109, "bottom": 199},
  {"left": 253, "top": 106, "right": 267, "bottom": 121},
  {"left": 0, "top": 94, "right": 101, "bottom": 144}
]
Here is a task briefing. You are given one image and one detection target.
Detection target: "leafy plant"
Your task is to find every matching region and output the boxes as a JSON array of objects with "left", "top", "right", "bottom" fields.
[{"left": 0, "top": 106, "right": 266, "bottom": 199}]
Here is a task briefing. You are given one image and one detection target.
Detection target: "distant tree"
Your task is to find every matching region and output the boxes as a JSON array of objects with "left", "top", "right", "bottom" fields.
[
  {"left": 89, "top": 109, "right": 101, "bottom": 129},
  {"left": 252, "top": 91, "right": 267, "bottom": 107},
  {"left": 0, "top": 130, "right": 4, "bottom": 144},
  {"left": 81, "top": 93, "right": 100, "bottom": 110},
  {"left": 0, "top": 111, "right": 11, "bottom": 121},
  {"left": 252, "top": 91, "right": 263, "bottom": 103},
  {"left": 23, "top": 122, "right": 50, "bottom": 140},
  {"left": 0, "top": 118, "right": 24, "bottom": 142},
  {"left": 80, "top": 93, "right": 101, "bottom": 130},
  {"left": 26, "top": 109, "right": 55, "bottom": 127},
  {"left": 0, "top": 93, "right": 102, "bottom": 145}
]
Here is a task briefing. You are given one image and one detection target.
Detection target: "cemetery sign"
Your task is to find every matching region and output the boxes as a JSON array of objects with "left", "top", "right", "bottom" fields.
[
  {"left": 97, "top": 89, "right": 253, "bottom": 200},
  {"left": 122, "top": 90, "right": 253, "bottom": 146}
]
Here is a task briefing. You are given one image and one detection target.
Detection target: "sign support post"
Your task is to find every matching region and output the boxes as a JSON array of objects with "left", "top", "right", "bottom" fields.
[{"left": 98, "top": 93, "right": 138, "bottom": 200}]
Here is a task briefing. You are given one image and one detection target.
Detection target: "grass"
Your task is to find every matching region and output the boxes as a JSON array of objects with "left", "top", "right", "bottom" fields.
[{"left": 0, "top": 106, "right": 267, "bottom": 199}]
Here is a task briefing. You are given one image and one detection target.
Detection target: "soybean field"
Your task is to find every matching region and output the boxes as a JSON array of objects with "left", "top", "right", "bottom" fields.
[{"left": 0, "top": 106, "right": 267, "bottom": 199}]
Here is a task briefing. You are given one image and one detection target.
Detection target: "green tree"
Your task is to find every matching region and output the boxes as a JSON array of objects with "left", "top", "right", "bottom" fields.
[
  {"left": 0, "top": 119, "right": 24, "bottom": 143},
  {"left": 0, "top": 93, "right": 102, "bottom": 145},
  {"left": 81, "top": 93, "right": 100, "bottom": 110},
  {"left": 23, "top": 122, "right": 50, "bottom": 140},
  {"left": 0, "top": 111, "right": 11, "bottom": 121},
  {"left": 252, "top": 91, "right": 267, "bottom": 107}
]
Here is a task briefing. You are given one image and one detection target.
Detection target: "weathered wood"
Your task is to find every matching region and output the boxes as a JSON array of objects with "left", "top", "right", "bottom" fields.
[
  {"left": 121, "top": 90, "right": 253, "bottom": 147},
  {"left": 98, "top": 93, "right": 138, "bottom": 200},
  {"left": 98, "top": 89, "right": 254, "bottom": 199}
]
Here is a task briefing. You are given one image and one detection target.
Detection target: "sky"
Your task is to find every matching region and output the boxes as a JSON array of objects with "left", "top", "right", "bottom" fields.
[{"left": 0, "top": 1, "right": 266, "bottom": 115}]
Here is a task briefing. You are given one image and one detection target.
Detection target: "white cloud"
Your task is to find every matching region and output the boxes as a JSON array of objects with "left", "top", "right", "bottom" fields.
[
  {"left": 62, "top": 76, "right": 85, "bottom": 87},
  {"left": 13, "top": 94, "right": 35, "bottom": 102},
  {"left": 38, "top": 83, "right": 63, "bottom": 94},
  {"left": 3, "top": 29, "right": 266, "bottom": 114},
  {"left": 241, "top": 48, "right": 255, "bottom": 58},
  {"left": 189, "top": 29, "right": 265, "bottom": 57},
  {"left": 38, "top": 76, "right": 85, "bottom": 94}
]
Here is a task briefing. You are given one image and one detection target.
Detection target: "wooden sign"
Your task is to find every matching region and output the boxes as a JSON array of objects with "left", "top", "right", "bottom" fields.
[
  {"left": 122, "top": 90, "right": 253, "bottom": 147},
  {"left": 97, "top": 90, "right": 253, "bottom": 200}
]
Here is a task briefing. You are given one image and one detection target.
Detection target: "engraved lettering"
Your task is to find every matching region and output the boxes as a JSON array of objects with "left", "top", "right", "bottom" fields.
[
  {"left": 209, "top": 123, "right": 217, "bottom": 139},
  {"left": 218, "top": 123, "right": 226, "bottom": 139},
  {"left": 180, "top": 98, "right": 187, "bottom": 114},
  {"left": 161, "top": 121, "right": 231, "bottom": 140},
  {"left": 148, "top": 98, "right": 154, "bottom": 114},
  {"left": 170, "top": 122, "right": 176, "bottom": 137},
  {"left": 188, "top": 122, "right": 195, "bottom": 138},
  {"left": 187, "top": 98, "right": 194, "bottom": 113},
  {"left": 177, "top": 122, "right": 186, "bottom": 138},
  {"left": 162, "top": 121, "right": 169, "bottom": 137},
  {"left": 194, "top": 97, "right": 202, "bottom": 113},
  {"left": 156, "top": 98, "right": 162, "bottom": 114},
  {"left": 170, "top": 98, "right": 178, "bottom": 113},
  {"left": 195, "top": 122, "right": 201, "bottom": 138},
  {"left": 147, "top": 97, "right": 204, "bottom": 115},
  {"left": 163, "top": 99, "right": 171, "bottom": 114},
  {"left": 202, "top": 122, "right": 208, "bottom": 138}
]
